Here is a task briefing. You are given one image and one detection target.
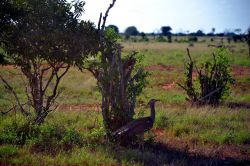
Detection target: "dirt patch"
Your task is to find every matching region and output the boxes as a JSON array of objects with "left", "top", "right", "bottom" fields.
[
  {"left": 227, "top": 102, "right": 250, "bottom": 109},
  {"left": 0, "top": 65, "right": 16, "bottom": 70},
  {"left": 161, "top": 81, "right": 175, "bottom": 90},
  {"left": 232, "top": 66, "right": 250, "bottom": 77},
  {"left": 145, "top": 64, "right": 175, "bottom": 71},
  {"left": 58, "top": 103, "right": 101, "bottom": 111},
  {"left": 153, "top": 129, "right": 250, "bottom": 161}
]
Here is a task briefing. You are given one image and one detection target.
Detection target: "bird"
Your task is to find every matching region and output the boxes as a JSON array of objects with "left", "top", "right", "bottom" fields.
[{"left": 111, "top": 99, "right": 160, "bottom": 146}]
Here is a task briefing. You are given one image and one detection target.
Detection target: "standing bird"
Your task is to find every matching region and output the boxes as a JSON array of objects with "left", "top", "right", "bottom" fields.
[{"left": 111, "top": 99, "right": 160, "bottom": 145}]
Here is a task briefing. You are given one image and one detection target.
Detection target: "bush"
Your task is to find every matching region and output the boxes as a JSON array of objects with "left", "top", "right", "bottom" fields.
[
  {"left": 156, "top": 36, "right": 167, "bottom": 42},
  {"left": 178, "top": 48, "right": 235, "bottom": 106},
  {"left": 188, "top": 36, "right": 198, "bottom": 42},
  {"left": 0, "top": 120, "right": 39, "bottom": 145},
  {"left": 0, "top": 117, "right": 84, "bottom": 154},
  {"left": 31, "top": 124, "right": 83, "bottom": 153}
]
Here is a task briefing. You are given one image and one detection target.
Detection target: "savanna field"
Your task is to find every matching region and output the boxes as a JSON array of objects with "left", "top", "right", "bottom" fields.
[{"left": 0, "top": 36, "right": 250, "bottom": 165}]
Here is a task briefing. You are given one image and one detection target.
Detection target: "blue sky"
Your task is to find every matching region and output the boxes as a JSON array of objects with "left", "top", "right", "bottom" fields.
[{"left": 81, "top": 0, "right": 250, "bottom": 33}]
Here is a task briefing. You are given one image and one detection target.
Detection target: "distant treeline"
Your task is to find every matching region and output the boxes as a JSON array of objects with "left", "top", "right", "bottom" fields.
[{"left": 107, "top": 25, "right": 248, "bottom": 40}]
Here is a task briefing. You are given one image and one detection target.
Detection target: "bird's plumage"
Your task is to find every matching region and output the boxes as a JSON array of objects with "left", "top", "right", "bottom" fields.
[
  {"left": 111, "top": 99, "right": 159, "bottom": 141},
  {"left": 111, "top": 117, "right": 153, "bottom": 140}
]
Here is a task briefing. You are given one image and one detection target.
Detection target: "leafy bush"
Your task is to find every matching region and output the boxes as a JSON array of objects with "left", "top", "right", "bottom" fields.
[
  {"left": 178, "top": 48, "right": 235, "bottom": 106},
  {"left": 30, "top": 124, "right": 83, "bottom": 153},
  {"left": 156, "top": 36, "right": 167, "bottom": 42},
  {"left": 0, "top": 120, "right": 39, "bottom": 145},
  {"left": 188, "top": 36, "right": 198, "bottom": 42},
  {"left": 0, "top": 117, "right": 84, "bottom": 154}
]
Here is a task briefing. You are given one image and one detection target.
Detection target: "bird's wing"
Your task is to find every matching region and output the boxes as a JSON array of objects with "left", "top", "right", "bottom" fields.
[{"left": 111, "top": 117, "right": 153, "bottom": 140}]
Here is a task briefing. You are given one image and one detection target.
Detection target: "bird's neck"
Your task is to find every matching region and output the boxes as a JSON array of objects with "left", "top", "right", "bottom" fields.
[{"left": 150, "top": 103, "right": 155, "bottom": 121}]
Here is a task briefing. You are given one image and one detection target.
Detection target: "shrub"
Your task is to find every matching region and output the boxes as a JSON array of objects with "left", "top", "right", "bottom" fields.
[
  {"left": 178, "top": 48, "right": 235, "bottom": 106},
  {"left": 156, "top": 36, "right": 167, "bottom": 42},
  {"left": 31, "top": 124, "right": 83, "bottom": 153},
  {"left": 188, "top": 36, "right": 198, "bottom": 42}
]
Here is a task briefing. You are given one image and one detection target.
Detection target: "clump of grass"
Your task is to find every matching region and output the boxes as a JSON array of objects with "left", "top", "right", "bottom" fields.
[
  {"left": 0, "top": 110, "right": 105, "bottom": 155},
  {"left": 155, "top": 106, "right": 250, "bottom": 145},
  {"left": 0, "top": 145, "right": 18, "bottom": 158}
]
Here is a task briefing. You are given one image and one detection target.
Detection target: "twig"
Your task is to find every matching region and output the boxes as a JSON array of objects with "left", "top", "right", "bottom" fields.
[{"left": 186, "top": 48, "right": 200, "bottom": 75}]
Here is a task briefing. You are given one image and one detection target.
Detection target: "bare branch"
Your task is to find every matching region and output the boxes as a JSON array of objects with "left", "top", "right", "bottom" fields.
[
  {"left": 45, "top": 65, "right": 70, "bottom": 110},
  {"left": 98, "top": 13, "right": 102, "bottom": 31},
  {"left": 42, "top": 68, "right": 56, "bottom": 93},
  {"left": 198, "top": 86, "right": 223, "bottom": 102},
  {"left": 0, "top": 75, "right": 29, "bottom": 116},
  {"left": 186, "top": 48, "right": 200, "bottom": 74},
  {"left": 101, "top": 0, "right": 117, "bottom": 31},
  {"left": 1, "top": 105, "right": 16, "bottom": 115}
]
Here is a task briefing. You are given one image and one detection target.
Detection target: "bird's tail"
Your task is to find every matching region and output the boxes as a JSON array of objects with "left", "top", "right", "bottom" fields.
[{"left": 111, "top": 127, "right": 129, "bottom": 142}]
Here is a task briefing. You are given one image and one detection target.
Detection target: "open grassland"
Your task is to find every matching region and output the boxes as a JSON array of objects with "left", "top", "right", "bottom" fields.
[{"left": 0, "top": 41, "right": 250, "bottom": 165}]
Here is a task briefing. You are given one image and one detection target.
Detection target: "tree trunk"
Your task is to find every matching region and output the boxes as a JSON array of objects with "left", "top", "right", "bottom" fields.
[{"left": 248, "top": 44, "right": 250, "bottom": 58}]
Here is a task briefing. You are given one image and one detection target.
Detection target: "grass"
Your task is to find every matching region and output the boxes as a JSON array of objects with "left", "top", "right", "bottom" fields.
[
  {"left": 154, "top": 105, "right": 250, "bottom": 145},
  {"left": 0, "top": 39, "right": 250, "bottom": 165},
  {"left": 0, "top": 105, "right": 249, "bottom": 165}
]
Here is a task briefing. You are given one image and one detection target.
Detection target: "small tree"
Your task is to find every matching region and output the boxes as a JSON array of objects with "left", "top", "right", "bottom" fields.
[
  {"left": 196, "top": 30, "right": 205, "bottom": 36},
  {"left": 246, "top": 28, "right": 250, "bottom": 58},
  {"left": 178, "top": 48, "right": 234, "bottom": 106},
  {"left": 125, "top": 26, "right": 139, "bottom": 36},
  {"left": 106, "top": 24, "right": 119, "bottom": 33},
  {"left": 212, "top": 27, "right": 216, "bottom": 35},
  {"left": 83, "top": 1, "right": 148, "bottom": 140},
  {"left": 0, "top": 0, "right": 98, "bottom": 124},
  {"left": 161, "top": 26, "right": 172, "bottom": 36},
  {"left": 161, "top": 26, "right": 172, "bottom": 43},
  {"left": 140, "top": 32, "right": 146, "bottom": 39}
]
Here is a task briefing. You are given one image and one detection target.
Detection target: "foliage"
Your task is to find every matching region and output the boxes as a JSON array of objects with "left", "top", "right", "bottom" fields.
[
  {"left": 83, "top": 4, "right": 148, "bottom": 140},
  {"left": 0, "top": 0, "right": 99, "bottom": 124},
  {"left": 125, "top": 26, "right": 139, "bottom": 36},
  {"left": 188, "top": 36, "right": 198, "bottom": 42},
  {"left": 178, "top": 48, "right": 235, "bottom": 106},
  {"left": 196, "top": 30, "right": 205, "bottom": 36},
  {"left": 86, "top": 30, "right": 148, "bottom": 137},
  {"left": 246, "top": 27, "right": 250, "bottom": 57},
  {"left": 161, "top": 26, "right": 172, "bottom": 36},
  {"left": 106, "top": 24, "right": 119, "bottom": 33},
  {"left": 0, "top": 145, "right": 18, "bottom": 158},
  {"left": 156, "top": 36, "right": 167, "bottom": 42},
  {"left": 0, "top": 0, "right": 25, "bottom": 64},
  {"left": 161, "top": 26, "right": 172, "bottom": 43},
  {"left": 139, "top": 32, "right": 149, "bottom": 41},
  {"left": 0, "top": 112, "right": 89, "bottom": 153}
]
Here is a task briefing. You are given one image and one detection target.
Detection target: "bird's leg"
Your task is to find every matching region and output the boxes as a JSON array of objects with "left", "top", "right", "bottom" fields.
[{"left": 138, "top": 133, "right": 144, "bottom": 150}]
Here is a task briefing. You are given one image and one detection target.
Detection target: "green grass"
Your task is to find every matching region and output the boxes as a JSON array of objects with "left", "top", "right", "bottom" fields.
[
  {"left": 154, "top": 106, "right": 250, "bottom": 145},
  {"left": 1, "top": 105, "right": 249, "bottom": 165},
  {"left": 1, "top": 40, "right": 250, "bottom": 165}
]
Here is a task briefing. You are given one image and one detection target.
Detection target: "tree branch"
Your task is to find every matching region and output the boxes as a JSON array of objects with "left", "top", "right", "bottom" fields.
[
  {"left": 101, "top": 0, "right": 117, "bottom": 31},
  {"left": 0, "top": 75, "right": 29, "bottom": 116},
  {"left": 45, "top": 65, "right": 70, "bottom": 111}
]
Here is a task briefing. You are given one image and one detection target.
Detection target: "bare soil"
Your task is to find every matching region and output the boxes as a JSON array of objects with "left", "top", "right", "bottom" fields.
[
  {"left": 153, "top": 129, "right": 250, "bottom": 162},
  {"left": 58, "top": 103, "right": 101, "bottom": 111}
]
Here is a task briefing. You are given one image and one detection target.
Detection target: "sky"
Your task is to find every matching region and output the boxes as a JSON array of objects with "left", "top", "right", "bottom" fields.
[{"left": 80, "top": 0, "right": 250, "bottom": 33}]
